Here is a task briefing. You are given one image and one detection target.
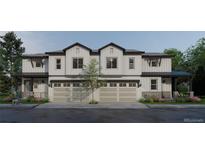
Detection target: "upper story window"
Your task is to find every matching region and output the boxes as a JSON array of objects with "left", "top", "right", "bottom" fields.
[
  {"left": 110, "top": 48, "right": 114, "bottom": 54},
  {"left": 151, "top": 79, "right": 157, "bottom": 90},
  {"left": 106, "top": 57, "right": 117, "bottom": 69},
  {"left": 35, "top": 61, "right": 41, "bottom": 67},
  {"left": 56, "top": 59, "right": 61, "bottom": 69},
  {"left": 73, "top": 58, "right": 83, "bottom": 69},
  {"left": 129, "top": 57, "right": 135, "bottom": 69},
  {"left": 151, "top": 59, "right": 158, "bottom": 67}
]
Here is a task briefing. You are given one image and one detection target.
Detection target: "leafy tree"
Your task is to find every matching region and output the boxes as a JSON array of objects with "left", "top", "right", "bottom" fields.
[
  {"left": 81, "top": 59, "right": 104, "bottom": 103},
  {"left": 184, "top": 38, "right": 205, "bottom": 73},
  {"left": 164, "top": 48, "right": 184, "bottom": 70},
  {"left": 0, "top": 32, "right": 25, "bottom": 93}
]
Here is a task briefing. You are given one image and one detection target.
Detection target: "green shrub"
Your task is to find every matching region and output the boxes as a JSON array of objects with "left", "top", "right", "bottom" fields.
[
  {"left": 89, "top": 100, "right": 98, "bottom": 104},
  {"left": 21, "top": 96, "right": 49, "bottom": 104}
]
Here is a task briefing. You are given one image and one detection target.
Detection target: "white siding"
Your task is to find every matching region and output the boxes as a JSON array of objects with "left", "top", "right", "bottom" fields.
[
  {"left": 65, "top": 45, "right": 90, "bottom": 75},
  {"left": 22, "top": 58, "right": 48, "bottom": 73},
  {"left": 142, "top": 58, "right": 171, "bottom": 72},
  {"left": 100, "top": 45, "right": 123, "bottom": 75},
  {"left": 141, "top": 77, "right": 162, "bottom": 92},
  {"left": 49, "top": 55, "right": 65, "bottom": 75},
  {"left": 123, "top": 55, "right": 142, "bottom": 75}
]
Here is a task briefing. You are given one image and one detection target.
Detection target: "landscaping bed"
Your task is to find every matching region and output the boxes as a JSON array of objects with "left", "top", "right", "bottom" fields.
[
  {"left": 139, "top": 96, "right": 205, "bottom": 104},
  {"left": 0, "top": 94, "right": 49, "bottom": 104}
]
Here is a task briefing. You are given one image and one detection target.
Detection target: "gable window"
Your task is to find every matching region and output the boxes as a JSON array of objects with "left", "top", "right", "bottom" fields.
[
  {"left": 151, "top": 79, "right": 157, "bottom": 90},
  {"left": 73, "top": 58, "right": 83, "bottom": 69},
  {"left": 56, "top": 59, "right": 61, "bottom": 69},
  {"left": 129, "top": 58, "right": 135, "bottom": 69},
  {"left": 151, "top": 59, "right": 158, "bottom": 67},
  {"left": 106, "top": 57, "right": 117, "bottom": 69},
  {"left": 129, "top": 82, "right": 136, "bottom": 87},
  {"left": 36, "top": 61, "right": 41, "bottom": 67},
  {"left": 119, "top": 82, "right": 126, "bottom": 87}
]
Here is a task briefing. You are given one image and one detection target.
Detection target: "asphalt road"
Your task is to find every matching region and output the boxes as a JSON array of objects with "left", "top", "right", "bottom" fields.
[{"left": 0, "top": 108, "right": 205, "bottom": 123}]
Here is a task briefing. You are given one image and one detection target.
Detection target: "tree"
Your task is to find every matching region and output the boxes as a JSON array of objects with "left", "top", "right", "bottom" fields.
[
  {"left": 184, "top": 38, "right": 205, "bottom": 73},
  {"left": 81, "top": 59, "right": 104, "bottom": 103},
  {"left": 164, "top": 48, "right": 184, "bottom": 70},
  {"left": 0, "top": 32, "right": 25, "bottom": 93}
]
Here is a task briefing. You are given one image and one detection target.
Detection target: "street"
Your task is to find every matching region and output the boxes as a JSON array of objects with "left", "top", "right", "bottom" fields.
[{"left": 0, "top": 108, "right": 205, "bottom": 122}]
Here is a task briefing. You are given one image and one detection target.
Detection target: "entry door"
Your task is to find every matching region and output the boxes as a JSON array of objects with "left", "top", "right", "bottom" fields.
[{"left": 24, "top": 80, "right": 32, "bottom": 96}]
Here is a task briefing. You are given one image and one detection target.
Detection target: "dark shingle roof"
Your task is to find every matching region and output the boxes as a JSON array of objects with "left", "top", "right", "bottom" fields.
[{"left": 142, "top": 71, "right": 191, "bottom": 77}]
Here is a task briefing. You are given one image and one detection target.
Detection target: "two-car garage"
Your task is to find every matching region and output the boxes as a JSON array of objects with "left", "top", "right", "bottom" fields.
[{"left": 52, "top": 81, "right": 140, "bottom": 103}]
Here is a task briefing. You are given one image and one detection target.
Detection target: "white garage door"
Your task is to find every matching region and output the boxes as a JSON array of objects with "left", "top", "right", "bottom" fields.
[
  {"left": 99, "top": 82, "right": 138, "bottom": 102},
  {"left": 53, "top": 82, "right": 90, "bottom": 102}
]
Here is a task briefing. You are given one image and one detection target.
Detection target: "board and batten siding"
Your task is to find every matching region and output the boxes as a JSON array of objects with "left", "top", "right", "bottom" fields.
[
  {"left": 142, "top": 58, "right": 171, "bottom": 72},
  {"left": 22, "top": 58, "right": 48, "bottom": 73},
  {"left": 49, "top": 55, "right": 65, "bottom": 75},
  {"left": 100, "top": 45, "right": 123, "bottom": 75},
  {"left": 122, "top": 55, "right": 142, "bottom": 75},
  {"left": 65, "top": 45, "right": 90, "bottom": 75}
]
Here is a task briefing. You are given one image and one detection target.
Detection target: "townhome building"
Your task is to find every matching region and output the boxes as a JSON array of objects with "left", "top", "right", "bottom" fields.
[{"left": 21, "top": 42, "right": 184, "bottom": 103}]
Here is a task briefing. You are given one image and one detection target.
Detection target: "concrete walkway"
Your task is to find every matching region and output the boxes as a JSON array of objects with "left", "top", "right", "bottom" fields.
[
  {"left": 0, "top": 104, "right": 38, "bottom": 109},
  {"left": 36, "top": 102, "right": 148, "bottom": 109},
  {"left": 147, "top": 104, "right": 205, "bottom": 109}
]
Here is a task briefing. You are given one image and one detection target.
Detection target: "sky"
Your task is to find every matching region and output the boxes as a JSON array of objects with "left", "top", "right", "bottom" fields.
[{"left": 1, "top": 31, "right": 205, "bottom": 54}]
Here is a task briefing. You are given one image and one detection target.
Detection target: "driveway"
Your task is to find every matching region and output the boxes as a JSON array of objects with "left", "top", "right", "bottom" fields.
[{"left": 36, "top": 102, "right": 148, "bottom": 109}]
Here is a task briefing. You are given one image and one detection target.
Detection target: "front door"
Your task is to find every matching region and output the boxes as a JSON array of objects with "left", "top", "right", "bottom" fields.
[{"left": 24, "top": 80, "right": 32, "bottom": 96}]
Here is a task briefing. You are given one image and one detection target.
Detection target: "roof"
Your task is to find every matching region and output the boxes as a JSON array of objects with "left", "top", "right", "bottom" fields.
[
  {"left": 63, "top": 42, "right": 92, "bottom": 52},
  {"left": 142, "top": 52, "right": 172, "bottom": 58},
  {"left": 23, "top": 42, "right": 172, "bottom": 57},
  {"left": 142, "top": 71, "right": 192, "bottom": 77},
  {"left": 22, "top": 53, "right": 48, "bottom": 58}
]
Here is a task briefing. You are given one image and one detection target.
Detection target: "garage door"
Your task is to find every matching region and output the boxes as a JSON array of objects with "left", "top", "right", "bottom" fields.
[
  {"left": 99, "top": 82, "right": 137, "bottom": 102},
  {"left": 100, "top": 87, "right": 118, "bottom": 102},
  {"left": 53, "top": 82, "right": 90, "bottom": 102},
  {"left": 53, "top": 87, "right": 71, "bottom": 102}
]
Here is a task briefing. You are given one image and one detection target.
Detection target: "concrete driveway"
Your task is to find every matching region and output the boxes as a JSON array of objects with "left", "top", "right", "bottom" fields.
[{"left": 36, "top": 102, "right": 148, "bottom": 109}]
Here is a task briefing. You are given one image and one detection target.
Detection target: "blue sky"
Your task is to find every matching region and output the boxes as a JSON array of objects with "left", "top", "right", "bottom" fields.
[{"left": 1, "top": 31, "right": 205, "bottom": 53}]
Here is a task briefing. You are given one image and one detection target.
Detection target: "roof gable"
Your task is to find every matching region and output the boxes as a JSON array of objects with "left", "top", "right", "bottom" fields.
[
  {"left": 98, "top": 42, "right": 125, "bottom": 52},
  {"left": 63, "top": 42, "right": 92, "bottom": 52}
]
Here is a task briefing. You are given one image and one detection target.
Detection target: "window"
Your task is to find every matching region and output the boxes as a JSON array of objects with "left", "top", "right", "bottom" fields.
[
  {"left": 129, "top": 58, "right": 135, "bottom": 69},
  {"left": 106, "top": 57, "right": 117, "bottom": 68},
  {"left": 110, "top": 82, "right": 117, "bottom": 87},
  {"left": 129, "top": 82, "right": 136, "bottom": 87},
  {"left": 151, "top": 79, "right": 157, "bottom": 90},
  {"left": 119, "top": 82, "right": 126, "bottom": 87},
  {"left": 151, "top": 59, "right": 158, "bottom": 67},
  {"left": 73, "top": 82, "right": 80, "bottom": 87},
  {"left": 56, "top": 59, "right": 61, "bottom": 69},
  {"left": 110, "top": 48, "right": 114, "bottom": 54},
  {"left": 33, "top": 83, "right": 38, "bottom": 89},
  {"left": 36, "top": 61, "right": 41, "bottom": 67},
  {"left": 73, "top": 58, "right": 83, "bottom": 69},
  {"left": 63, "top": 82, "right": 70, "bottom": 87},
  {"left": 54, "top": 83, "right": 61, "bottom": 87}
]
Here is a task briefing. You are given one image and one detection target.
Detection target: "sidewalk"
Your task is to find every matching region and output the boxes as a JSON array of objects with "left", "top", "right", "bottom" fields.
[
  {"left": 36, "top": 102, "right": 148, "bottom": 109},
  {"left": 0, "top": 104, "right": 38, "bottom": 109},
  {"left": 147, "top": 104, "right": 205, "bottom": 109}
]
